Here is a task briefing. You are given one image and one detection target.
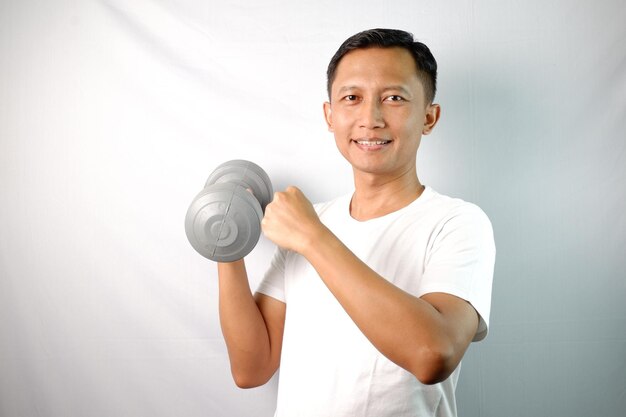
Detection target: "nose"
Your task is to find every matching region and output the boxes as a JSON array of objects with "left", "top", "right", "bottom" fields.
[{"left": 359, "top": 99, "right": 385, "bottom": 129}]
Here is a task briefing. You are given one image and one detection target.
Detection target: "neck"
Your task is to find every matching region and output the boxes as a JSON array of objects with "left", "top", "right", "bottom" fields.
[{"left": 350, "top": 169, "right": 424, "bottom": 221}]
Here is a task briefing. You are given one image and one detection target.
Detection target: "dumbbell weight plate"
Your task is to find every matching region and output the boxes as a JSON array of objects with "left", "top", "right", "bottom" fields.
[
  {"left": 185, "top": 183, "right": 263, "bottom": 262},
  {"left": 205, "top": 160, "right": 273, "bottom": 212}
]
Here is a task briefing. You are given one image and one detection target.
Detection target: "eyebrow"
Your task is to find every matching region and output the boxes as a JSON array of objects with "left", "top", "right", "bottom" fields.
[{"left": 336, "top": 85, "right": 413, "bottom": 97}]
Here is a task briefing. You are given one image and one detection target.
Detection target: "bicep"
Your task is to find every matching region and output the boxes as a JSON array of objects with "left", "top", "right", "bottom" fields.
[{"left": 254, "top": 293, "right": 286, "bottom": 371}]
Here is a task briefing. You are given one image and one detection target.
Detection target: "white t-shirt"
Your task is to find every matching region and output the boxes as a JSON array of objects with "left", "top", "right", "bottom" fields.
[{"left": 257, "top": 187, "right": 495, "bottom": 417}]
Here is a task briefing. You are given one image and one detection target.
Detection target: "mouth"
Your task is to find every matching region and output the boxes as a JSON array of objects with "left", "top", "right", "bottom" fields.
[
  {"left": 352, "top": 139, "right": 392, "bottom": 146},
  {"left": 352, "top": 139, "right": 392, "bottom": 150}
]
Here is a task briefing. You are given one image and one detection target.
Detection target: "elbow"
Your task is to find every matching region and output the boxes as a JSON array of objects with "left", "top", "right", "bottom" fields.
[
  {"left": 233, "top": 375, "right": 261, "bottom": 389},
  {"left": 231, "top": 368, "right": 274, "bottom": 389},
  {"left": 409, "top": 344, "right": 458, "bottom": 385}
]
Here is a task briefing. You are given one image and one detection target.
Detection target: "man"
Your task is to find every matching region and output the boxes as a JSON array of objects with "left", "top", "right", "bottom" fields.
[{"left": 218, "top": 28, "right": 495, "bottom": 417}]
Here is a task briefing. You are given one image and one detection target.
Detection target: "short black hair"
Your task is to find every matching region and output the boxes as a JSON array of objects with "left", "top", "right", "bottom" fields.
[{"left": 326, "top": 28, "right": 437, "bottom": 104}]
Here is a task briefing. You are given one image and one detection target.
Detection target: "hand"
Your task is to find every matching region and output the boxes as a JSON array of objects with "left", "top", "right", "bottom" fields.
[{"left": 261, "top": 186, "right": 326, "bottom": 254}]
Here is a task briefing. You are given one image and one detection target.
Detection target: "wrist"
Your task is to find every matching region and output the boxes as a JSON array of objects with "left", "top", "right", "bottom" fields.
[{"left": 299, "top": 223, "right": 335, "bottom": 259}]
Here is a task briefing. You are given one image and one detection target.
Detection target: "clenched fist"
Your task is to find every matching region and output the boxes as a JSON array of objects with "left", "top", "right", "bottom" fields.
[{"left": 261, "top": 186, "right": 329, "bottom": 255}]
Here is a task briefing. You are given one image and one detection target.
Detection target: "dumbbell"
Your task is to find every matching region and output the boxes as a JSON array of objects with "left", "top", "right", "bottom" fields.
[{"left": 185, "top": 160, "right": 273, "bottom": 262}]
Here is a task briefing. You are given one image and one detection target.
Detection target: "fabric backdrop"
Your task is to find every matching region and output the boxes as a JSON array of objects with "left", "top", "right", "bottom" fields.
[{"left": 1, "top": 1, "right": 625, "bottom": 416}]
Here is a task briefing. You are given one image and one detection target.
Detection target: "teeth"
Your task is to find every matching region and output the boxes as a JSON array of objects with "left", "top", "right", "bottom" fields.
[{"left": 356, "top": 140, "right": 390, "bottom": 146}]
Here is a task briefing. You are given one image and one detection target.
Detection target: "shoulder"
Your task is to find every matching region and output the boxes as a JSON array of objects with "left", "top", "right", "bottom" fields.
[
  {"left": 313, "top": 193, "right": 351, "bottom": 217},
  {"left": 422, "top": 187, "right": 492, "bottom": 227},
  {"left": 411, "top": 188, "right": 494, "bottom": 251}
]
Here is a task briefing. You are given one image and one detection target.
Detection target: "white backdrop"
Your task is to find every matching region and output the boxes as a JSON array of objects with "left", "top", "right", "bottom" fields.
[{"left": 1, "top": 1, "right": 625, "bottom": 416}]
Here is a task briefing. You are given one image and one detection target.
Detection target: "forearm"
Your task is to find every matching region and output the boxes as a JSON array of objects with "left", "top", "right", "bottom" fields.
[
  {"left": 302, "top": 227, "right": 461, "bottom": 383},
  {"left": 217, "top": 260, "right": 274, "bottom": 387}
]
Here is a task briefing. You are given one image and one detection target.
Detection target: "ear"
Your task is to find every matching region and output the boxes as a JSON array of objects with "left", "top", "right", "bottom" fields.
[
  {"left": 323, "top": 101, "right": 333, "bottom": 132},
  {"left": 422, "top": 103, "right": 441, "bottom": 135}
]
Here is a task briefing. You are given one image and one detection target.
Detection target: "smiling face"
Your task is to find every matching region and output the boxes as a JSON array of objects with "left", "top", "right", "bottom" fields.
[{"left": 324, "top": 47, "right": 440, "bottom": 181}]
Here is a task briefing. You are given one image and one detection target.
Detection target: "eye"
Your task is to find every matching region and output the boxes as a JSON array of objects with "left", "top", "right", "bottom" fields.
[
  {"left": 385, "top": 95, "right": 405, "bottom": 102},
  {"left": 343, "top": 94, "right": 359, "bottom": 102}
]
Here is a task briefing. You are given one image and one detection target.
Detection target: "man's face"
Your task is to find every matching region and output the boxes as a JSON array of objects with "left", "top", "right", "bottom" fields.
[{"left": 324, "top": 47, "right": 439, "bottom": 179}]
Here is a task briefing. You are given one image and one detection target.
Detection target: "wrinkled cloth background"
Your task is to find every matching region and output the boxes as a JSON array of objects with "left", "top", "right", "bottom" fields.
[{"left": 1, "top": 1, "right": 625, "bottom": 416}]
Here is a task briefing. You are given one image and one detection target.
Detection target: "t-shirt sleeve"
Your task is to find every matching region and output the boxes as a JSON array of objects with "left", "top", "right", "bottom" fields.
[
  {"left": 255, "top": 246, "right": 287, "bottom": 303},
  {"left": 418, "top": 204, "right": 496, "bottom": 342}
]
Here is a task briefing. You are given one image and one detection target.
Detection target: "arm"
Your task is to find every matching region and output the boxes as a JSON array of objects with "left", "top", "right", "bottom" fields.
[
  {"left": 261, "top": 187, "right": 478, "bottom": 384},
  {"left": 217, "top": 259, "right": 285, "bottom": 388}
]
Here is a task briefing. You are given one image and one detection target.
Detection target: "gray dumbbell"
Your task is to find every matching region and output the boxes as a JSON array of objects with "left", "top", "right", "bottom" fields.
[{"left": 185, "top": 160, "right": 273, "bottom": 262}]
